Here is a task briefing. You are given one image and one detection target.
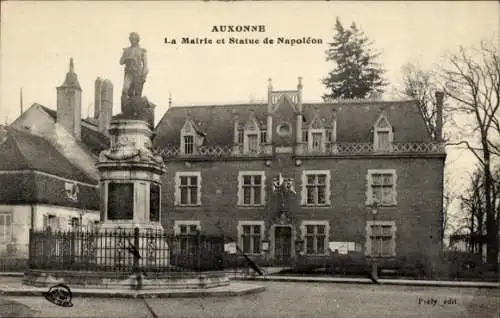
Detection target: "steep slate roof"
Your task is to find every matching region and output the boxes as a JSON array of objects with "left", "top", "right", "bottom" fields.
[
  {"left": 154, "top": 100, "right": 432, "bottom": 147},
  {"left": 38, "top": 105, "right": 110, "bottom": 155},
  {"left": 0, "top": 127, "right": 96, "bottom": 184}
]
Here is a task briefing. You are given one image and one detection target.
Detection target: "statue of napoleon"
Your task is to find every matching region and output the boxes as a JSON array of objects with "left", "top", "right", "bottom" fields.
[
  {"left": 118, "top": 32, "right": 155, "bottom": 126},
  {"left": 121, "top": 32, "right": 149, "bottom": 97}
]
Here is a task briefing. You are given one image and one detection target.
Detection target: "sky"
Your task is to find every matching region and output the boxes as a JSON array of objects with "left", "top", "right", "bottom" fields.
[{"left": 1, "top": 1, "right": 499, "bottom": 231}]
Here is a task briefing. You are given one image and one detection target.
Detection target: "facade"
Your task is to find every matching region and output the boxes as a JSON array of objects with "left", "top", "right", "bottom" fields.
[
  {"left": 0, "top": 126, "right": 100, "bottom": 258},
  {"left": 154, "top": 79, "right": 446, "bottom": 265},
  {"left": 0, "top": 60, "right": 111, "bottom": 259}
]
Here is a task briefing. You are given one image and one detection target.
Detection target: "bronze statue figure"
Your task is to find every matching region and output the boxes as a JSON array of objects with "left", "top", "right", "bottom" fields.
[{"left": 120, "top": 32, "right": 149, "bottom": 98}]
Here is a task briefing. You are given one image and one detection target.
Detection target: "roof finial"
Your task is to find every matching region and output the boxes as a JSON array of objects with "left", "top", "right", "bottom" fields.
[
  {"left": 69, "top": 58, "right": 74, "bottom": 73},
  {"left": 168, "top": 90, "right": 172, "bottom": 108},
  {"left": 268, "top": 78, "right": 273, "bottom": 90}
]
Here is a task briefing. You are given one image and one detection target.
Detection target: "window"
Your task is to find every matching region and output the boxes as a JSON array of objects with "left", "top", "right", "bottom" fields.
[
  {"left": 366, "top": 221, "right": 396, "bottom": 257},
  {"left": 301, "top": 129, "right": 308, "bottom": 142},
  {"left": 183, "top": 135, "right": 194, "bottom": 154},
  {"left": 238, "top": 129, "right": 244, "bottom": 144},
  {"left": 247, "top": 134, "right": 258, "bottom": 153},
  {"left": 45, "top": 214, "right": 60, "bottom": 231},
  {"left": 175, "top": 172, "right": 201, "bottom": 206},
  {"left": 260, "top": 130, "right": 267, "bottom": 144},
  {"left": 366, "top": 170, "right": 397, "bottom": 206},
  {"left": 238, "top": 172, "right": 266, "bottom": 206},
  {"left": 277, "top": 122, "right": 292, "bottom": 137},
  {"left": 180, "top": 176, "right": 198, "bottom": 205},
  {"left": 237, "top": 221, "right": 264, "bottom": 255},
  {"left": 71, "top": 217, "right": 80, "bottom": 230},
  {"left": 301, "top": 221, "right": 329, "bottom": 255},
  {"left": 0, "top": 213, "right": 12, "bottom": 241},
  {"left": 374, "top": 114, "right": 393, "bottom": 151},
  {"left": 174, "top": 221, "right": 201, "bottom": 254},
  {"left": 326, "top": 130, "right": 333, "bottom": 143},
  {"left": 301, "top": 170, "right": 331, "bottom": 206},
  {"left": 150, "top": 183, "right": 161, "bottom": 222},
  {"left": 376, "top": 131, "right": 390, "bottom": 151},
  {"left": 311, "top": 132, "right": 323, "bottom": 152}
]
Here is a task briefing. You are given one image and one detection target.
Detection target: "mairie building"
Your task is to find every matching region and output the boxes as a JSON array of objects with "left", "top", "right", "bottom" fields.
[
  {"left": 1, "top": 62, "right": 446, "bottom": 268},
  {"left": 154, "top": 78, "right": 446, "bottom": 266}
]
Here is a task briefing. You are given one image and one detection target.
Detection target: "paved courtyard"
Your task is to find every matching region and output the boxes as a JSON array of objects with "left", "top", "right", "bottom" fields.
[{"left": 2, "top": 281, "right": 497, "bottom": 318}]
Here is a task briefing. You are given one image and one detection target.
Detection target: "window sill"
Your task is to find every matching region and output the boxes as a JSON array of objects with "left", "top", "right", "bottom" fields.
[
  {"left": 237, "top": 204, "right": 266, "bottom": 208},
  {"left": 301, "top": 204, "right": 330, "bottom": 208},
  {"left": 365, "top": 203, "right": 397, "bottom": 207},
  {"left": 304, "top": 253, "right": 328, "bottom": 256},
  {"left": 175, "top": 205, "right": 202, "bottom": 208},
  {"left": 240, "top": 253, "right": 261, "bottom": 257}
]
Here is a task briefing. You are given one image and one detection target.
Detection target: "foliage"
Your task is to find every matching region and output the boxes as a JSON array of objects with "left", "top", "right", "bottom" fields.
[
  {"left": 322, "top": 17, "right": 387, "bottom": 100},
  {"left": 441, "top": 40, "right": 500, "bottom": 264}
]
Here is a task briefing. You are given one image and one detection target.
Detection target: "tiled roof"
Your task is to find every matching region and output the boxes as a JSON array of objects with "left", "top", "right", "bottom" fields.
[
  {"left": 0, "top": 127, "right": 96, "bottom": 184},
  {"left": 38, "top": 105, "right": 110, "bottom": 155},
  {"left": 153, "top": 100, "right": 432, "bottom": 147}
]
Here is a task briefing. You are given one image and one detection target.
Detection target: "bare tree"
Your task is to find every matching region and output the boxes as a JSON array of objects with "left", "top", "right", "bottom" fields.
[
  {"left": 458, "top": 169, "right": 487, "bottom": 255},
  {"left": 400, "top": 63, "right": 444, "bottom": 140},
  {"left": 442, "top": 40, "right": 500, "bottom": 264}
]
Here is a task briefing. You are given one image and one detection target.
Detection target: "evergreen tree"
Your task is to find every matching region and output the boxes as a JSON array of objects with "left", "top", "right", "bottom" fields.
[{"left": 322, "top": 18, "right": 387, "bottom": 100}]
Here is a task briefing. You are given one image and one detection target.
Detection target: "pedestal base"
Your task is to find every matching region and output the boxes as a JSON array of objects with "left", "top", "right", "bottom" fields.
[{"left": 23, "top": 270, "right": 230, "bottom": 290}]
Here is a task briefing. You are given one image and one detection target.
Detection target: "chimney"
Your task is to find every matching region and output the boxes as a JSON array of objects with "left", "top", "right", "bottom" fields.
[
  {"left": 57, "top": 58, "right": 82, "bottom": 140},
  {"left": 435, "top": 91, "right": 444, "bottom": 141},
  {"left": 94, "top": 77, "right": 102, "bottom": 119},
  {"left": 267, "top": 78, "right": 273, "bottom": 143},
  {"left": 296, "top": 76, "right": 303, "bottom": 143},
  {"left": 100, "top": 79, "right": 114, "bottom": 134}
]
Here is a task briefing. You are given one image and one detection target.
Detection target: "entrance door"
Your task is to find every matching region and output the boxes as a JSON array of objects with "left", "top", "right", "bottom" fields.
[{"left": 275, "top": 226, "right": 292, "bottom": 266}]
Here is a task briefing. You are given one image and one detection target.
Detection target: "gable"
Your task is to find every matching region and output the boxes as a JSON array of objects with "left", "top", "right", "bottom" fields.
[
  {"left": 272, "top": 94, "right": 297, "bottom": 114},
  {"left": 309, "top": 114, "right": 324, "bottom": 129},
  {"left": 374, "top": 113, "right": 392, "bottom": 129}
]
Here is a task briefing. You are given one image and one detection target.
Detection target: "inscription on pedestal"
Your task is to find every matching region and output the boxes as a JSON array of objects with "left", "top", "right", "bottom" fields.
[{"left": 107, "top": 182, "right": 134, "bottom": 220}]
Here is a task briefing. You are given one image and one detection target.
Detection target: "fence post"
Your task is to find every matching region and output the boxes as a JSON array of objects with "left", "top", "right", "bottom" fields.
[
  {"left": 28, "top": 228, "right": 33, "bottom": 268},
  {"left": 134, "top": 227, "right": 140, "bottom": 271},
  {"left": 197, "top": 230, "right": 201, "bottom": 273}
]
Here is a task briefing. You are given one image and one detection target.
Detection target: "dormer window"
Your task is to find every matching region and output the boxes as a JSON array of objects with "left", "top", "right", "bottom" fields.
[
  {"left": 247, "top": 134, "right": 259, "bottom": 153},
  {"left": 260, "top": 130, "right": 267, "bottom": 143},
  {"left": 373, "top": 113, "right": 393, "bottom": 152},
  {"left": 311, "top": 132, "right": 323, "bottom": 152},
  {"left": 326, "top": 130, "right": 333, "bottom": 143},
  {"left": 238, "top": 129, "right": 244, "bottom": 144},
  {"left": 183, "top": 135, "right": 194, "bottom": 154},
  {"left": 180, "top": 119, "right": 205, "bottom": 155},
  {"left": 302, "top": 129, "right": 308, "bottom": 142},
  {"left": 243, "top": 113, "right": 261, "bottom": 154}
]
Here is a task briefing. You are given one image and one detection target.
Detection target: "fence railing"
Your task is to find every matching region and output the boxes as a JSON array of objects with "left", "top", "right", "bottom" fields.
[
  {"left": 159, "top": 142, "right": 445, "bottom": 159},
  {"left": 28, "top": 228, "right": 225, "bottom": 273}
]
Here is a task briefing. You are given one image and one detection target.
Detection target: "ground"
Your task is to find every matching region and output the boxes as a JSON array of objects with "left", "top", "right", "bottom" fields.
[{"left": 2, "top": 281, "right": 497, "bottom": 318}]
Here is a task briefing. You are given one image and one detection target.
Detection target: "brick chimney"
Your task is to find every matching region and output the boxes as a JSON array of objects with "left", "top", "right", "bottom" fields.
[
  {"left": 94, "top": 78, "right": 114, "bottom": 134},
  {"left": 57, "top": 58, "right": 82, "bottom": 140},
  {"left": 435, "top": 91, "right": 444, "bottom": 141}
]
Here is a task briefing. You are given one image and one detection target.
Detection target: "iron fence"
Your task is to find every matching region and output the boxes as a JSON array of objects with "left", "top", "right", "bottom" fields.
[{"left": 28, "top": 228, "right": 224, "bottom": 273}]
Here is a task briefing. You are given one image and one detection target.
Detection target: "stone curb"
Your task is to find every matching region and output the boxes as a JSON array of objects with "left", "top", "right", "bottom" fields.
[
  {"left": 0, "top": 272, "right": 24, "bottom": 277},
  {"left": 233, "top": 276, "right": 499, "bottom": 289},
  {"left": 0, "top": 286, "right": 266, "bottom": 299}
]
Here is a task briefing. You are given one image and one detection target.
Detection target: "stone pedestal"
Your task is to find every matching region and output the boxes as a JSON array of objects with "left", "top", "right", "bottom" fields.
[{"left": 96, "top": 118, "right": 167, "bottom": 268}]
